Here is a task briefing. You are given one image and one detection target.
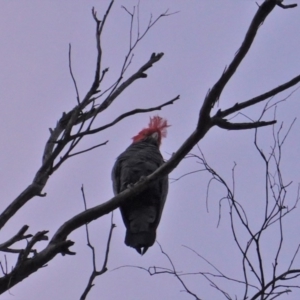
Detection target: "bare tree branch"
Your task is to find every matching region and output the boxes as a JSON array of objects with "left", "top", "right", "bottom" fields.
[
  {"left": 213, "top": 118, "right": 276, "bottom": 130},
  {"left": 200, "top": 0, "right": 281, "bottom": 115},
  {"left": 215, "top": 75, "right": 300, "bottom": 119},
  {"left": 276, "top": 2, "right": 297, "bottom": 9},
  {"left": 0, "top": 226, "right": 32, "bottom": 252},
  {"left": 51, "top": 141, "right": 109, "bottom": 173},
  {"left": 150, "top": 99, "right": 300, "bottom": 298},
  {"left": 97, "top": 52, "right": 164, "bottom": 112},
  {"left": 115, "top": 242, "right": 202, "bottom": 299},
  {"left": 16, "top": 231, "right": 49, "bottom": 268},
  {"left": 68, "top": 95, "right": 179, "bottom": 140},
  {"left": 68, "top": 44, "right": 80, "bottom": 105},
  {"left": 80, "top": 186, "right": 115, "bottom": 300}
]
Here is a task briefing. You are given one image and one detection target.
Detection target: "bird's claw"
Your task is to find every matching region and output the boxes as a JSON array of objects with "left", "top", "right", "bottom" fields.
[{"left": 127, "top": 183, "right": 134, "bottom": 189}]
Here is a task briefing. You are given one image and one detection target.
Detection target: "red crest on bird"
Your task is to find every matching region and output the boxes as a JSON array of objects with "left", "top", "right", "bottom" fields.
[{"left": 132, "top": 116, "right": 170, "bottom": 146}]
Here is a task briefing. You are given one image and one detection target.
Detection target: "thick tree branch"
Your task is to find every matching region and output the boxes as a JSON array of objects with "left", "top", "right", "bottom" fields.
[
  {"left": 200, "top": 0, "right": 280, "bottom": 118},
  {"left": 0, "top": 184, "right": 47, "bottom": 230},
  {"left": 0, "top": 239, "right": 74, "bottom": 294}
]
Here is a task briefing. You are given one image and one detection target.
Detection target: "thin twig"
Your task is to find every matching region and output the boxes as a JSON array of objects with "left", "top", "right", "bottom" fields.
[
  {"left": 215, "top": 77, "right": 300, "bottom": 119},
  {"left": 80, "top": 185, "right": 115, "bottom": 300},
  {"left": 68, "top": 44, "right": 80, "bottom": 105},
  {"left": 68, "top": 95, "right": 179, "bottom": 140}
]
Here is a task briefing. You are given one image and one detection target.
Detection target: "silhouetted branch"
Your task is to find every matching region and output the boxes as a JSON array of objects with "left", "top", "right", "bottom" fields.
[
  {"left": 0, "top": 256, "right": 8, "bottom": 276},
  {"left": 182, "top": 245, "right": 259, "bottom": 291},
  {"left": 249, "top": 269, "right": 300, "bottom": 300},
  {"left": 115, "top": 242, "right": 202, "bottom": 299},
  {"left": 68, "top": 44, "right": 80, "bottom": 105},
  {"left": 196, "top": 120, "right": 299, "bottom": 298},
  {"left": 0, "top": 226, "right": 32, "bottom": 252},
  {"left": 96, "top": 52, "right": 165, "bottom": 113},
  {"left": 151, "top": 102, "right": 300, "bottom": 298},
  {"left": 80, "top": 185, "right": 115, "bottom": 300},
  {"left": 95, "top": 2, "right": 176, "bottom": 112},
  {"left": 214, "top": 118, "right": 276, "bottom": 130},
  {"left": 276, "top": 2, "right": 297, "bottom": 9},
  {"left": 51, "top": 141, "right": 109, "bottom": 173},
  {"left": 215, "top": 76, "right": 300, "bottom": 119},
  {"left": 89, "top": 2, "right": 114, "bottom": 97},
  {"left": 68, "top": 95, "right": 179, "bottom": 140},
  {"left": 16, "top": 231, "right": 49, "bottom": 268},
  {"left": 200, "top": 0, "right": 281, "bottom": 115}
]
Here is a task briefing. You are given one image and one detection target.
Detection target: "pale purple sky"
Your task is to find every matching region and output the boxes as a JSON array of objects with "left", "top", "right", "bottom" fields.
[{"left": 1, "top": 1, "right": 300, "bottom": 299}]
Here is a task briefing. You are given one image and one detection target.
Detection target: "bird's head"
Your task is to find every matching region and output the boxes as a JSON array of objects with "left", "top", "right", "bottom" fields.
[{"left": 132, "top": 116, "right": 170, "bottom": 147}]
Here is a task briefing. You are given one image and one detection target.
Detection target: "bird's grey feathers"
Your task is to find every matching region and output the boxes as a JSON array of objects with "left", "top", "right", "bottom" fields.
[{"left": 112, "top": 140, "right": 168, "bottom": 255}]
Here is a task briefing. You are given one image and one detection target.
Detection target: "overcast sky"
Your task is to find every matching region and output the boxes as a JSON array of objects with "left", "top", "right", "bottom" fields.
[{"left": 1, "top": 0, "right": 300, "bottom": 299}]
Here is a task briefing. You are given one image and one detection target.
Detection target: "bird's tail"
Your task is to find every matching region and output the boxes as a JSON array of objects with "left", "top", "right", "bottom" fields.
[{"left": 125, "top": 229, "right": 156, "bottom": 255}]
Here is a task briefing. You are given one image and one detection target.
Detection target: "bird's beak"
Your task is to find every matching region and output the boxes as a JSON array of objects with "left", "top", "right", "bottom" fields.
[{"left": 151, "top": 132, "right": 159, "bottom": 141}]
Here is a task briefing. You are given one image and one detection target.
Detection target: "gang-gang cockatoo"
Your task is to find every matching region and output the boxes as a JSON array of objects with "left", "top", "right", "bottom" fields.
[{"left": 111, "top": 116, "right": 169, "bottom": 255}]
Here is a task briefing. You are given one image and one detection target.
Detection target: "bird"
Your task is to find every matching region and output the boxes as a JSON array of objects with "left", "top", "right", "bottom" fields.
[{"left": 111, "top": 116, "right": 169, "bottom": 255}]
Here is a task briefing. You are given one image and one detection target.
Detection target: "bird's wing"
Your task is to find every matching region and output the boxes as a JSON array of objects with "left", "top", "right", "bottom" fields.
[{"left": 111, "top": 158, "right": 121, "bottom": 196}]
